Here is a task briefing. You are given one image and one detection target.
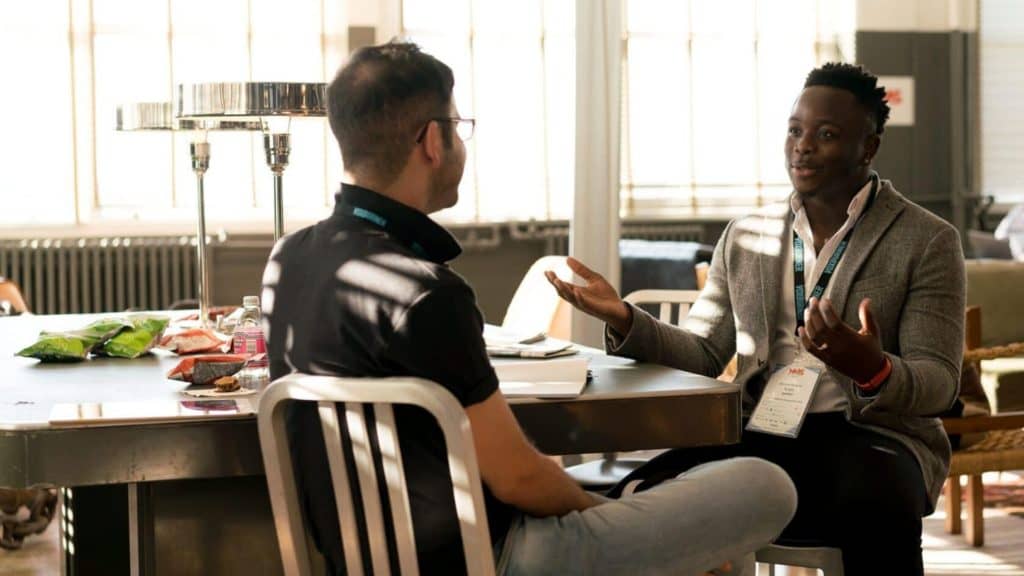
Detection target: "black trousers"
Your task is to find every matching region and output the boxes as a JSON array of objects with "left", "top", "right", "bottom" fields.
[{"left": 610, "top": 412, "right": 928, "bottom": 576}]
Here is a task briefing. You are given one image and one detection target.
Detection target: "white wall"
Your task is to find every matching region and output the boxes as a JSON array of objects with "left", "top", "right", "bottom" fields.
[{"left": 856, "top": 0, "right": 977, "bottom": 32}]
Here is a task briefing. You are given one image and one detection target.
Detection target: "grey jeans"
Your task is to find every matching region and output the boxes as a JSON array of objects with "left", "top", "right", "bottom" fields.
[{"left": 496, "top": 457, "right": 796, "bottom": 576}]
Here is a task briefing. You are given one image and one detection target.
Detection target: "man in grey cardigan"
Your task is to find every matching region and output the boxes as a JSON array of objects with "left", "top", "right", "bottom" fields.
[{"left": 549, "top": 63, "right": 964, "bottom": 575}]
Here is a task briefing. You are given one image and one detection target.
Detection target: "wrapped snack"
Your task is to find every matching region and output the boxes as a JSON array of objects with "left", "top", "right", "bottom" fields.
[
  {"left": 15, "top": 334, "right": 91, "bottom": 362},
  {"left": 17, "top": 318, "right": 131, "bottom": 362},
  {"left": 98, "top": 315, "right": 170, "bottom": 359},
  {"left": 166, "top": 354, "right": 247, "bottom": 385},
  {"left": 160, "top": 328, "right": 230, "bottom": 355}
]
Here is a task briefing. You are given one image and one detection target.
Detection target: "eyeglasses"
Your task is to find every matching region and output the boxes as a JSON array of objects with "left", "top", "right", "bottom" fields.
[{"left": 415, "top": 117, "right": 476, "bottom": 143}]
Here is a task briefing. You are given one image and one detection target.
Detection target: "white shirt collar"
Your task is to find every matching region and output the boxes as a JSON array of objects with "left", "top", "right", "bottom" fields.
[{"left": 789, "top": 176, "right": 875, "bottom": 222}]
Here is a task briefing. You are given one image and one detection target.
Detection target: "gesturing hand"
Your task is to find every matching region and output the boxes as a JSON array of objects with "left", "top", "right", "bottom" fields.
[
  {"left": 544, "top": 257, "right": 633, "bottom": 335},
  {"left": 798, "top": 296, "right": 886, "bottom": 383}
]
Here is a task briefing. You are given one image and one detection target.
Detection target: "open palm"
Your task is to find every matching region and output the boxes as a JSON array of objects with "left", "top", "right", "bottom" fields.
[{"left": 545, "top": 257, "right": 632, "bottom": 334}]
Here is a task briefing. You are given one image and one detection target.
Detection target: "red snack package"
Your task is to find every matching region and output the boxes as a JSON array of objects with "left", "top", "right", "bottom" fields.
[
  {"left": 160, "top": 328, "right": 230, "bottom": 355},
  {"left": 166, "top": 354, "right": 249, "bottom": 385}
]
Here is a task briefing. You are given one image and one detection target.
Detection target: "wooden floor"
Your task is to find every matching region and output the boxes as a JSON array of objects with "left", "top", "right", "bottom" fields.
[{"left": 2, "top": 474, "right": 1023, "bottom": 575}]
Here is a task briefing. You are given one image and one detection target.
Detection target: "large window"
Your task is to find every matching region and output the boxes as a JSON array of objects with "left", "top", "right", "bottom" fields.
[
  {"left": 621, "top": 0, "right": 846, "bottom": 216},
  {"left": 980, "top": 0, "right": 1024, "bottom": 204},
  {"left": 402, "top": 0, "right": 847, "bottom": 221},
  {"left": 0, "top": 4, "right": 77, "bottom": 227},
  {"left": 401, "top": 0, "right": 576, "bottom": 223},
  {"left": 1, "top": 0, "right": 346, "bottom": 233},
  {"left": 2, "top": 0, "right": 851, "bottom": 233}
]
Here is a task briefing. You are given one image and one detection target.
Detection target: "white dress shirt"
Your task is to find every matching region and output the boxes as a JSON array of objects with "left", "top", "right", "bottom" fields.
[{"left": 769, "top": 178, "right": 874, "bottom": 413}]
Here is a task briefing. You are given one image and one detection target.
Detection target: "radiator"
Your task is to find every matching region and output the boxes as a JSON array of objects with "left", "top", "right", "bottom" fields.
[
  {"left": 0, "top": 237, "right": 201, "bottom": 315},
  {"left": 621, "top": 222, "right": 704, "bottom": 243},
  {"left": 505, "top": 221, "right": 705, "bottom": 255}
]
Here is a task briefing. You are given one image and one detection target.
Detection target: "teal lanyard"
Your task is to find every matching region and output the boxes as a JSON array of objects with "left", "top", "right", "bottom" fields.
[
  {"left": 793, "top": 174, "right": 878, "bottom": 334},
  {"left": 349, "top": 206, "right": 427, "bottom": 258}
]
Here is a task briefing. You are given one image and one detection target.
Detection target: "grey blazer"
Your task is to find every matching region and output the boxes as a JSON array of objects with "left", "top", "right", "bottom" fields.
[{"left": 608, "top": 179, "right": 965, "bottom": 512}]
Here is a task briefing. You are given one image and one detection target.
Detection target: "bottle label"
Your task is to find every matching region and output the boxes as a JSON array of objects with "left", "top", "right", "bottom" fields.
[{"left": 233, "top": 326, "right": 267, "bottom": 364}]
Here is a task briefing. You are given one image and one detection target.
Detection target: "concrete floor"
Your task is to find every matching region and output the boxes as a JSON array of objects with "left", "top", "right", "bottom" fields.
[{"left": 2, "top": 473, "right": 1023, "bottom": 575}]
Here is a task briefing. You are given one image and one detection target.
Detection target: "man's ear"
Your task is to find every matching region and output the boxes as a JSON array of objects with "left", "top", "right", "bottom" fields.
[
  {"left": 863, "top": 133, "right": 881, "bottom": 165},
  {"left": 421, "top": 121, "right": 444, "bottom": 168}
]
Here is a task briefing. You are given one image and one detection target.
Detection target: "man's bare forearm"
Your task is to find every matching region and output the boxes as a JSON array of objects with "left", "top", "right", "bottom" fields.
[{"left": 499, "top": 455, "right": 600, "bottom": 517}]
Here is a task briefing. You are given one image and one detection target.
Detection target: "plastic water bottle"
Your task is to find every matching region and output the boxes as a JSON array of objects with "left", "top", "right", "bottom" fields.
[{"left": 233, "top": 295, "right": 269, "bottom": 390}]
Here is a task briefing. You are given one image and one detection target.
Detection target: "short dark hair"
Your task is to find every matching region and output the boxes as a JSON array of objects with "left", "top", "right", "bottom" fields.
[
  {"left": 804, "top": 62, "right": 891, "bottom": 135},
  {"left": 327, "top": 42, "right": 454, "bottom": 184}
]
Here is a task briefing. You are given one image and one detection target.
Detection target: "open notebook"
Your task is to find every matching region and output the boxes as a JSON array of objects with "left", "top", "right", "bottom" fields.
[{"left": 493, "top": 356, "right": 589, "bottom": 398}]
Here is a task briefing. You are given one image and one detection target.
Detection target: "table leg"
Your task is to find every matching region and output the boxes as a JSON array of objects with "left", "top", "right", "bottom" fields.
[{"left": 128, "top": 483, "right": 155, "bottom": 575}]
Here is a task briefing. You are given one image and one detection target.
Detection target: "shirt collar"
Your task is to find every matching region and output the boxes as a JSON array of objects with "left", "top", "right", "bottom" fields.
[
  {"left": 789, "top": 176, "right": 875, "bottom": 222},
  {"left": 333, "top": 183, "right": 463, "bottom": 264}
]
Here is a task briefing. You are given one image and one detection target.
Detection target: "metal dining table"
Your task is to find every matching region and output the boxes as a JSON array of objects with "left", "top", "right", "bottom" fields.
[{"left": 0, "top": 313, "right": 740, "bottom": 575}]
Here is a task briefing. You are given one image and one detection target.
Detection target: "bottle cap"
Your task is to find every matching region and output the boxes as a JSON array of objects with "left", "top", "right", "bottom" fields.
[{"left": 243, "top": 295, "right": 260, "bottom": 308}]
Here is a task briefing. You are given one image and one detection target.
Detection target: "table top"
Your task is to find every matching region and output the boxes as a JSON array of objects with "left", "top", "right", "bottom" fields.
[
  {"left": 0, "top": 313, "right": 737, "bottom": 430},
  {"left": 0, "top": 313, "right": 740, "bottom": 486}
]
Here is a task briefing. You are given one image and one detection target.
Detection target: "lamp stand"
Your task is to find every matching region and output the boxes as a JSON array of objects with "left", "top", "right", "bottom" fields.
[
  {"left": 190, "top": 140, "right": 211, "bottom": 327},
  {"left": 263, "top": 133, "right": 290, "bottom": 242}
]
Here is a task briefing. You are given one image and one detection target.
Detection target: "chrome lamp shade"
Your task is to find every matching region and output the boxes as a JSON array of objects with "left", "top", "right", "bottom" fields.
[
  {"left": 175, "top": 82, "right": 328, "bottom": 242},
  {"left": 116, "top": 102, "right": 265, "bottom": 132},
  {"left": 174, "top": 82, "right": 327, "bottom": 118}
]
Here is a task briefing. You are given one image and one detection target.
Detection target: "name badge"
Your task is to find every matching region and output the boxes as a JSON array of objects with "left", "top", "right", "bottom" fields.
[{"left": 746, "top": 364, "right": 821, "bottom": 438}]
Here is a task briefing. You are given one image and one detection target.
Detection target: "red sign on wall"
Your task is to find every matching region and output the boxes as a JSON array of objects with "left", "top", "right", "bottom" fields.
[{"left": 877, "top": 76, "right": 915, "bottom": 127}]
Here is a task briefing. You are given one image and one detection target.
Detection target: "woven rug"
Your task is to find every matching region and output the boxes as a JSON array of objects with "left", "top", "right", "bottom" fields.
[{"left": 975, "top": 473, "right": 1024, "bottom": 517}]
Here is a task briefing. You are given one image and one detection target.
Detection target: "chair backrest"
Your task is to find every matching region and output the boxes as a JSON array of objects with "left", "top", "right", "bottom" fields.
[
  {"left": 623, "top": 289, "right": 701, "bottom": 328},
  {"left": 502, "top": 255, "right": 572, "bottom": 340},
  {"left": 965, "top": 305, "right": 981, "bottom": 356},
  {"left": 258, "top": 374, "right": 495, "bottom": 576},
  {"left": 694, "top": 262, "right": 709, "bottom": 291},
  {"left": 0, "top": 277, "right": 29, "bottom": 314}
]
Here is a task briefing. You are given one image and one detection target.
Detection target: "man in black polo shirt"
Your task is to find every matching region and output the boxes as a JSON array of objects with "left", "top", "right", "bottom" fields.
[{"left": 263, "top": 42, "right": 796, "bottom": 575}]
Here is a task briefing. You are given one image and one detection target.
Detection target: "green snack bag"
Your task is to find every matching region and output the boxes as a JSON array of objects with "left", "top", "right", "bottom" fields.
[
  {"left": 18, "top": 318, "right": 132, "bottom": 362},
  {"left": 16, "top": 334, "right": 91, "bottom": 362},
  {"left": 47, "top": 318, "right": 133, "bottom": 351},
  {"left": 99, "top": 315, "right": 170, "bottom": 359}
]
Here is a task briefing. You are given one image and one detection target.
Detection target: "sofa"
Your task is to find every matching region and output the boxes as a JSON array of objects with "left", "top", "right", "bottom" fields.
[{"left": 965, "top": 259, "right": 1024, "bottom": 412}]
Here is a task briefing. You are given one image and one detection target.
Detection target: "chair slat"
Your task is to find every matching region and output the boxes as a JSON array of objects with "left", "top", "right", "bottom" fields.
[
  {"left": 318, "top": 402, "right": 365, "bottom": 576},
  {"left": 374, "top": 404, "right": 419, "bottom": 576},
  {"left": 345, "top": 403, "right": 391, "bottom": 576},
  {"left": 658, "top": 302, "right": 672, "bottom": 323},
  {"left": 263, "top": 404, "right": 315, "bottom": 576},
  {"left": 677, "top": 303, "right": 691, "bottom": 327}
]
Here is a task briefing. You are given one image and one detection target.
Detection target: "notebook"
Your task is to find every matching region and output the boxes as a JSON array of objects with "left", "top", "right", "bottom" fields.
[
  {"left": 493, "top": 356, "right": 589, "bottom": 398},
  {"left": 483, "top": 325, "right": 547, "bottom": 346},
  {"left": 483, "top": 325, "right": 576, "bottom": 358}
]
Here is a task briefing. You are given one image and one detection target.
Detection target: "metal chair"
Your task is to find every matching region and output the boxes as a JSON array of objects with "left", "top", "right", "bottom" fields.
[
  {"left": 755, "top": 543, "right": 844, "bottom": 575},
  {"left": 258, "top": 374, "right": 495, "bottom": 576},
  {"left": 624, "top": 289, "right": 702, "bottom": 327},
  {"left": 564, "top": 289, "right": 701, "bottom": 488}
]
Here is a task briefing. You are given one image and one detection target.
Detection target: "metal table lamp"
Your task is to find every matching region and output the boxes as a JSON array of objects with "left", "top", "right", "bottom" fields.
[
  {"left": 116, "top": 102, "right": 264, "bottom": 326},
  {"left": 174, "top": 82, "right": 327, "bottom": 241}
]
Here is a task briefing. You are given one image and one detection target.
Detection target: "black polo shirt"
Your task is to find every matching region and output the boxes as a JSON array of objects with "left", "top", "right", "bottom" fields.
[{"left": 263, "top": 184, "right": 515, "bottom": 575}]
